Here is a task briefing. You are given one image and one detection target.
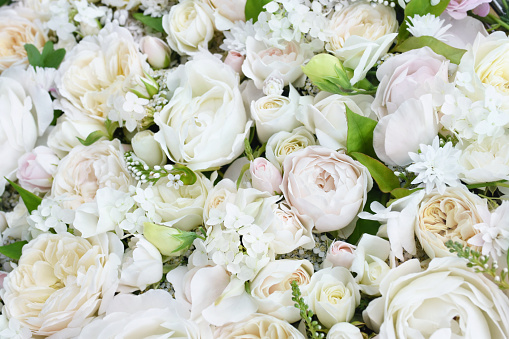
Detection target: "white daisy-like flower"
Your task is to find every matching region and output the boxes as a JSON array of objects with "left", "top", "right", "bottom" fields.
[
  {"left": 407, "top": 14, "right": 452, "bottom": 42},
  {"left": 408, "top": 136, "right": 463, "bottom": 194},
  {"left": 469, "top": 201, "right": 509, "bottom": 258},
  {"left": 167, "top": 173, "right": 183, "bottom": 189},
  {"left": 123, "top": 91, "right": 149, "bottom": 113}
]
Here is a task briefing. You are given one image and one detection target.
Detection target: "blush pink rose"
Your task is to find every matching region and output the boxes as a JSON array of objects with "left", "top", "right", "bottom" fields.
[
  {"left": 371, "top": 47, "right": 449, "bottom": 119},
  {"left": 446, "top": 0, "right": 491, "bottom": 20},
  {"left": 323, "top": 240, "right": 357, "bottom": 269},
  {"left": 16, "top": 146, "right": 59, "bottom": 193},
  {"left": 250, "top": 157, "right": 282, "bottom": 195},
  {"left": 224, "top": 50, "right": 245, "bottom": 74}
]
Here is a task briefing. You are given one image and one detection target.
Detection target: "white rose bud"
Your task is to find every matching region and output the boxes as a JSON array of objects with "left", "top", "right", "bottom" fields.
[
  {"left": 327, "top": 322, "right": 363, "bottom": 339},
  {"left": 131, "top": 130, "right": 167, "bottom": 167},
  {"left": 16, "top": 146, "right": 59, "bottom": 193},
  {"left": 250, "top": 158, "right": 282, "bottom": 195},
  {"left": 140, "top": 36, "right": 171, "bottom": 69},
  {"left": 224, "top": 50, "right": 245, "bottom": 74},
  {"left": 323, "top": 240, "right": 356, "bottom": 269},
  {"left": 143, "top": 222, "right": 185, "bottom": 257}
]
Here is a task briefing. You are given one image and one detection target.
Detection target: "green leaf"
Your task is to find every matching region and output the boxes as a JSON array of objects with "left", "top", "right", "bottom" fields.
[
  {"left": 245, "top": 0, "right": 272, "bottom": 22},
  {"left": 172, "top": 164, "right": 197, "bottom": 185},
  {"left": 170, "top": 231, "right": 200, "bottom": 253},
  {"left": 346, "top": 105, "right": 378, "bottom": 158},
  {"left": 390, "top": 187, "right": 422, "bottom": 199},
  {"left": 104, "top": 119, "right": 119, "bottom": 139},
  {"left": 350, "top": 152, "right": 400, "bottom": 193},
  {"left": 394, "top": 36, "right": 466, "bottom": 64},
  {"left": 237, "top": 163, "right": 251, "bottom": 189},
  {"left": 244, "top": 138, "right": 254, "bottom": 161},
  {"left": 397, "top": 0, "right": 451, "bottom": 45},
  {"left": 77, "top": 130, "right": 106, "bottom": 146},
  {"left": 24, "top": 44, "right": 43, "bottom": 67},
  {"left": 0, "top": 241, "right": 28, "bottom": 260},
  {"left": 5, "top": 178, "right": 42, "bottom": 213},
  {"left": 466, "top": 180, "right": 507, "bottom": 189},
  {"left": 0, "top": 0, "right": 12, "bottom": 7},
  {"left": 51, "top": 110, "right": 63, "bottom": 126},
  {"left": 132, "top": 13, "right": 164, "bottom": 33}
]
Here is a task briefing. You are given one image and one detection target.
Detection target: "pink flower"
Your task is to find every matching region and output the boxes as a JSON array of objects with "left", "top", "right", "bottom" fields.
[
  {"left": 224, "top": 50, "right": 245, "bottom": 74},
  {"left": 16, "top": 146, "right": 59, "bottom": 193},
  {"left": 446, "top": 0, "right": 491, "bottom": 20},
  {"left": 250, "top": 157, "right": 282, "bottom": 195},
  {"left": 324, "top": 240, "right": 356, "bottom": 269}
]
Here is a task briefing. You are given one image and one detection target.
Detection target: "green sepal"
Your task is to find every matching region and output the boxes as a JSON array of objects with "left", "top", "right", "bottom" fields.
[{"left": 5, "top": 178, "right": 42, "bottom": 213}]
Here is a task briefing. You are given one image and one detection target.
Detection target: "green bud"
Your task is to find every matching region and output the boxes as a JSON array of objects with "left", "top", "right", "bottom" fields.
[
  {"left": 143, "top": 222, "right": 184, "bottom": 256},
  {"left": 302, "top": 54, "right": 351, "bottom": 91}
]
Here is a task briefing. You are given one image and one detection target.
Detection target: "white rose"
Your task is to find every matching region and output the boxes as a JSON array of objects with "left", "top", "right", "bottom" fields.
[
  {"left": 327, "top": 322, "right": 363, "bottom": 339},
  {"left": 250, "top": 85, "right": 301, "bottom": 143},
  {"left": 118, "top": 235, "right": 163, "bottom": 292},
  {"left": 265, "top": 202, "right": 315, "bottom": 254},
  {"left": 56, "top": 24, "right": 146, "bottom": 121},
  {"left": 242, "top": 37, "right": 313, "bottom": 89},
  {"left": 350, "top": 234, "right": 391, "bottom": 296},
  {"left": 459, "top": 135, "right": 509, "bottom": 184},
  {"left": 203, "top": 178, "right": 237, "bottom": 222},
  {"left": 213, "top": 314, "right": 306, "bottom": 339},
  {"left": 162, "top": 0, "right": 214, "bottom": 56},
  {"left": 364, "top": 257, "right": 509, "bottom": 338},
  {"left": 416, "top": 187, "right": 484, "bottom": 258},
  {"left": 135, "top": 173, "right": 212, "bottom": 231},
  {"left": 201, "top": 0, "right": 246, "bottom": 30},
  {"left": 281, "top": 146, "right": 372, "bottom": 235},
  {"left": 297, "top": 92, "right": 375, "bottom": 151},
  {"left": 131, "top": 130, "right": 167, "bottom": 167},
  {"left": 51, "top": 139, "right": 133, "bottom": 210},
  {"left": 250, "top": 259, "right": 313, "bottom": 322},
  {"left": 266, "top": 126, "right": 317, "bottom": 170},
  {"left": 1, "top": 232, "right": 123, "bottom": 338},
  {"left": 77, "top": 290, "right": 206, "bottom": 339},
  {"left": 154, "top": 53, "right": 251, "bottom": 171},
  {"left": 304, "top": 266, "right": 360, "bottom": 328},
  {"left": 328, "top": 2, "right": 398, "bottom": 85},
  {"left": 0, "top": 7, "right": 47, "bottom": 72}
]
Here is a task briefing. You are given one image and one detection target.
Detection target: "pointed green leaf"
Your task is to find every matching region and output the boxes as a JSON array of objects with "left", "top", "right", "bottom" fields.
[
  {"left": 245, "top": 0, "right": 271, "bottom": 22},
  {"left": 24, "top": 44, "right": 43, "bottom": 67},
  {"left": 346, "top": 105, "right": 378, "bottom": 158},
  {"left": 5, "top": 178, "right": 42, "bottom": 213},
  {"left": 0, "top": 241, "right": 28, "bottom": 260},
  {"left": 77, "top": 130, "right": 107, "bottom": 146},
  {"left": 132, "top": 13, "right": 164, "bottom": 32},
  {"left": 390, "top": 187, "right": 422, "bottom": 199},
  {"left": 394, "top": 36, "right": 466, "bottom": 64},
  {"left": 44, "top": 48, "right": 66, "bottom": 69},
  {"left": 350, "top": 152, "right": 400, "bottom": 193},
  {"left": 170, "top": 231, "right": 199, "bottom": 253},
  {"left": 171, "top": 164, "right": 197, "bottom": 185}
]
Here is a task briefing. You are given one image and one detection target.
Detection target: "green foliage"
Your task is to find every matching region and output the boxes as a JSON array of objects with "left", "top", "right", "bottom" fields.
[
  {"left": 24, "top": 41, "right": 66, "bottom": 69},
  {"left": 0, "top": 0, "right": 11, "bottom": 7},
  {"left": 291, "top": 281, "right": 326, "bottom": 339},
  {"left": 77, "top": 119, "right": 118, "bottom": 146},
  {"left": 132, "top": 13, "right": 164, "bottom": 32},
  {"left": 394, "top": 36, "right": 466, "bottom": 64},
  {"left": 350, "top": 152, "right": 401, "bottom": 193},
  {"left": 348, "top": 186, "right": 385, "bottom": 244},
  {"left": 51, "top": 110, "right": 63, "bottom": 126},
  {"left": 245, "top": 0, "right": 272, "bottom": 23},
  {"left": 397, "top": 0, "right": 451, "bottom": 45},
  {"left": 346, "top": 106, "right": 378, "bottom": 158},
  {"left": 0, "top": 241, "right": 28, "bottom": 260},
  {"left": 5, "top": 178, "right": 42, "bottom": 214},
  {"left": 390, "top": 187, "right": 422, "bottom": 199}
]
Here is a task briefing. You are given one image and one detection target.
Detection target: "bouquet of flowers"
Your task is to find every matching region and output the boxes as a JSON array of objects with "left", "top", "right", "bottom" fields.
[{"left": 1, "top": 0, "right": 509, "bottom": 337}]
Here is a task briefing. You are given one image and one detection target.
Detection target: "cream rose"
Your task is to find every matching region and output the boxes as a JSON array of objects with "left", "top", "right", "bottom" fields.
[
  {"left": 0, "top": 7, "right": 47, "bottom": 72},
  {"left": 56, "top": 24, "right": 146, "bottom": 121},
  {"left": 77, "top": 290, "right": 205, "bottom": 339},
  {"left": 304, "top": 266, "right": 360, "bottom": 328},
  {"left": 281, "top": 146, "right": 372, "bottom": 234},
  {"left": 327, "top": 322, "right": 363, "bottom": 339},
  {"left": 250, "top": 259, "right": 313, "bottom": 322},
  {"left": 202, "top": 0, "right": 246, "bottom": 30},
  {"left": 203, "top": 178, "right": 237, "bottom": 222},
  {"left": 51, "top": 139, "right": 133, "bottom": 210},
  {"left": 416, "top": 187, "right": 484, "bottom": 258},
  {"left": 297, "top": 92, "right": 375, "bottom": 151},
  {"left": 266, "top": 126, "right": 317, "bottom": 170},
  {"left": 242, "top": 37, "right": 313, "bottom": 89},
  {"left": 135, "top": 173, "right": 212, "bottom": 231},
  {"left": 250, "top": 85, "right": 301, "bottom": 143},
  {"left": 472, "top": 32, "right": 509, "bottom": 95},
  {"left": 213, "top": 314, "right": 305, "bottom": 339},
  {"left": 162, "top": 0, "right": 214, "bottom": 56},
  {"left": 154, "top": 53, "right": 251, "bottom": 171},
  {"left": 364, "top": 257, "right": 509, "bottom": 338},
  {"left": 328, "top": 2, "right": 398, "bottom": 85},
  {"left": 265, "top": 202, "right": 315, "bottom": 254},
  {"left": 1, "top": 232, "right": 123, "bottom": 338}
]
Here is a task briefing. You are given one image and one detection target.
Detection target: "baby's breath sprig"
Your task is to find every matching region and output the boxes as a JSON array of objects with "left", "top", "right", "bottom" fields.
[
  {"left": 291, "top": 280, "right": 326, "bottom": 339},
  {"left": 124, "top": 151, "right": 197, "bottom": 187},
  {"left": 445, "top": 240, "right": 509, "bottom": 290}
]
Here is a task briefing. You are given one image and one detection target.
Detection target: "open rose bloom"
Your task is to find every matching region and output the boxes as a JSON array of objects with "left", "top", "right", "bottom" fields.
[{"left": 1, "top": 0, "right": 509, "bottom": 338}]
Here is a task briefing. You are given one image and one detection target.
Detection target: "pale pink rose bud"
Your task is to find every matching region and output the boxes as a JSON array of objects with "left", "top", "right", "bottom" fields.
[
  {"left": 17, "top": 146, "right": 59, "bottom": 193},
  {"left": 140, "top": 36, "right": 171, "bottom": 69},
  {"left": 250, "top": 157, "right": 282, "bottom": 195},
  {"left": 224, "top": 51, "right": 245, "bottom": 74},
  {"left": 324, "top": 240, "right": 356, "bottom": 269}
]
